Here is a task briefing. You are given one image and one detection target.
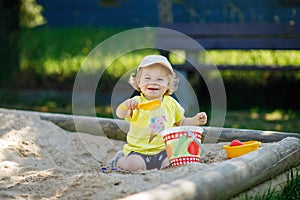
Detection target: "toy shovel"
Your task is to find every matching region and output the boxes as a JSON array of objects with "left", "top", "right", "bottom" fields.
[{"left": 120, "top": 99, "right": 161, "bottom": 111}]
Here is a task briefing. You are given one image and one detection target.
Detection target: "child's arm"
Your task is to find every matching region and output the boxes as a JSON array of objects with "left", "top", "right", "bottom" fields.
[
  {"left": 116, "top": 98, "right": 139, "bottom": 118},
  {"left": 178, "top": 112, "right": 207, "bottom": 126}
]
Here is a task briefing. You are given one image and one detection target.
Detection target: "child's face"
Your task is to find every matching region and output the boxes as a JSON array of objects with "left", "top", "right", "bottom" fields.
[{"left": 138, "top": 64, "right": 170, "bottom": 100}]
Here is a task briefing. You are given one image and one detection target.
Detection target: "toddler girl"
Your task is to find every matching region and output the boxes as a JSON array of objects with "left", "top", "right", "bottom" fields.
[{"left": 112, "top": 55, "right": 207, "bottom": 172}]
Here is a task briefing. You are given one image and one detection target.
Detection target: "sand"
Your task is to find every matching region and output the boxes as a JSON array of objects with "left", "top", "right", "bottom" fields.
[{"left": 0, "top": 108, "right": 229, "bottom": 199}]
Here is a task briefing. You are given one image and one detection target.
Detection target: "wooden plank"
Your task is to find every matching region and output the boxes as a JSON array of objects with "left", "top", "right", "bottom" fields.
[
  {"left": 157, "top": 23, "right": 300, "bottom": 51},
  {"left": 203, "top": 126, "right": 300, "bottom": 143},
  {"left": 156, "top": 37, "right": 300, "bottom": 50},
  {"left": 194, "top": 38, "right": 300, "bottom": 50},
  {"left": 121, "top": 137, "right": 300, "bottom": 200},
  {"left": 172, "top": 64, "right": 300, "bottom": 71},
  {"left": 159, "top": 23, "right": 300, "bottom": 36},
  {"left": 216, "top": 65, "right": 300, "bottom": 71}
]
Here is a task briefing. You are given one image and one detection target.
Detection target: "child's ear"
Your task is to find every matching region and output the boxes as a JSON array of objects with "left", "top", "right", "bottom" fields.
[
  {"left": 136, "top": 82, "right": 141, "bottom": 89},
  {"left": 136, "top": 78, "right": 140, "bottom": 85},
  {"left": 135, "top": 78, "right": 140, "bottom": 87}
]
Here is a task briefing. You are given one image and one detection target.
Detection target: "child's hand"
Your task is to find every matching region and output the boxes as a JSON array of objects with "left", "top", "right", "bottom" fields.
[
  {"left": 123, "top": 98, "right": 139, "bottom": 110},
  {"left": 194, "top": 112, "right": 207, "bottom": 125},
  {"left": 179, "top": 112, "right": 207, "bottom": 126},
  {"left": 116, "top": 98, "right": 139, "bottom": 119}
]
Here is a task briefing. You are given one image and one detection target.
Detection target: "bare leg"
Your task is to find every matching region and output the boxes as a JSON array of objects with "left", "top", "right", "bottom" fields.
[
  {"left": 117, "top": 154, "right": 146, "bottom": 172},
  {"left": 160, "top": 157, "right": 170, "bottom": 169}
]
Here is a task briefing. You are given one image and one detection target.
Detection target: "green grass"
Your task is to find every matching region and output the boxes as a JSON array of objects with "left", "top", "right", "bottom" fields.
[
  {"left": 20, "top": 27, "right": 300, "bottom": 81},
  {"left": 244, "top": 168, "right": 300, "bottom": 200},
  {"left": 17, "top": 26, "right": 300, "bottom": 100},
  {"left": 281, "top": 168, "right": 300, "bottom": 200},
  {"left": 20, "top": 27, "right": 127, "bottom": 78},
  {"left": 224, "top": 109, "right": 300, "bottom": 133},
  {"left": 207, "top": 50, "right": 300, "bottom": 67}
]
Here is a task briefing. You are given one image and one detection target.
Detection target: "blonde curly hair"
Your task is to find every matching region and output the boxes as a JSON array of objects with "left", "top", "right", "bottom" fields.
[{"left": 128, "top": 63, "right": 179, "bottom": 95}]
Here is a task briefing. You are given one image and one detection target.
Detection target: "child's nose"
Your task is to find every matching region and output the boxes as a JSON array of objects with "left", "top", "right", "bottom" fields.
[{"left": 148, "top": 81, "right": 158, "bottom": 85}]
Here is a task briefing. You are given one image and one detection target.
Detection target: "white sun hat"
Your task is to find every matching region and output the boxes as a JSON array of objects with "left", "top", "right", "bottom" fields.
[{"left": 138, "top": 55, "right": 174, "bottom": 75}]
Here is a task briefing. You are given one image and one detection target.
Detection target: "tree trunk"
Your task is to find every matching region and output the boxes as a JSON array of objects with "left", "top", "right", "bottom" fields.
[
  {"left": 0, "top": 0, "right": 20, "bottom": 86},
  {"left": 203, "top": 126, "right": 300, "bottom": 143}
]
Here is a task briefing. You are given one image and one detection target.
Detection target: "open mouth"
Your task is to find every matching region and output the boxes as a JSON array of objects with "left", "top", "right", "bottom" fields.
[{"left": 147, "top": 87, "right": 159, "bottom": 91}]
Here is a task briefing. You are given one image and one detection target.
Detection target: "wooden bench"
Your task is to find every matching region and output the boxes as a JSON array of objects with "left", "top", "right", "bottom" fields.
[{"left": 156, "top": 23, "right": 300, "bottom": 71}]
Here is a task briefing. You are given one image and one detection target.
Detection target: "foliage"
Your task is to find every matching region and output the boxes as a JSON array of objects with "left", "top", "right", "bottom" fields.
[
  {"left": 224, "top": 109, "right": 300, "bottom": 133},
  {"left": 207, "top": 50, "right": 300, "bottom": 67},
  {"left": 0, "top": 0, "right": 21, "bottom": 86},
  {"left": 281, "top": 168, "right": 300, "bottom": 200},
  {"left": 15, "top": 27, "right": 300, "bottom": 111},
  {"left": 18, "top": 27, "right": 300, "bottom": 87},
  {"left": 20, "top": 0, "right": 46, "bottom": 28},
  {"left": 3, "top": 26, "right": 299, "bottom": 114},
  {"left": 19, "top": 27, "right": 300, "bottom": 77}
]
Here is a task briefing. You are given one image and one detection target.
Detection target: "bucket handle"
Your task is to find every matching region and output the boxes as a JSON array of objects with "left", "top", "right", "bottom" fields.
[{"left": 186, "top": 129, "right": 205, "bottom": 154}]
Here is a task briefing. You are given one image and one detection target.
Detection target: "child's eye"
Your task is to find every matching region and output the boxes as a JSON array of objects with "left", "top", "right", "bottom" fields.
[{"left": 157, "top": 78, "right": 164, "bottom": 81}]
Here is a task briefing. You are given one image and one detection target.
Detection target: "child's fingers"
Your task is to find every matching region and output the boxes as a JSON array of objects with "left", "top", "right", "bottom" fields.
[
  {"left": 128, "top": 99, "right": 138, "bottom": 110},
  {"left": 197, "top": 112, "right": 207, "bottom": 125},
  {"left": 197, "top": 112, "right": 207, "bottom": 119}
]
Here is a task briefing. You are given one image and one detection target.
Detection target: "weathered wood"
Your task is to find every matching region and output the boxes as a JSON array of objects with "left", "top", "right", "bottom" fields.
[
  {"left": 171, "top": 63, "right": 300, "bottom": 71},
  {"left": 3, "top": 108, "right": 128, "bottom": 141},
  {"left": 121, "top": 137, "right": 300, "bottom": 200},
  {"left": 158, "top": 37, "right": 300, "bottom": 50},
  {"left": 3, "top": 108, "right": 299, "bottom": 143},
  {"left": 159, "top": 23, "right": 300, "bottom": 37},
  {"left": 203, "top": 126, "right": 300, "bottom": 143},
  {"left": 157, "top": 23, "right": 300, "bottom": 71},
  {"left": 158, "top": 23, "right": 300, "bottom": 50}
]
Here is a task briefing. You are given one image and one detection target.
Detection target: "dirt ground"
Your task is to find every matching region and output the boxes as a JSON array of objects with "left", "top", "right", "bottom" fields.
[{"left": 0, "top": 108, "right": 241, "bottom": 199}]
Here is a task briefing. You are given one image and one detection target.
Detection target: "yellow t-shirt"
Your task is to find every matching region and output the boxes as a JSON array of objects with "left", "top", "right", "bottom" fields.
[{"left": 123, "top": 94, "right": 185, "bottom": 156}]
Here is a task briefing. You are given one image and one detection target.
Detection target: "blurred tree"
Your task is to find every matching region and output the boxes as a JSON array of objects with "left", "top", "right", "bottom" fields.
[
  {"left": 20, "top": 0, "right": 46, "bottom": 28},
  {"left": 158, "top": 0, "right": 173, "bottom": 23},
  {"left": 0, "top": 0, "right": 45, "bottom": 87},
  {"left": 0, "top": 0, "right": 21, "bottom": 87}
]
